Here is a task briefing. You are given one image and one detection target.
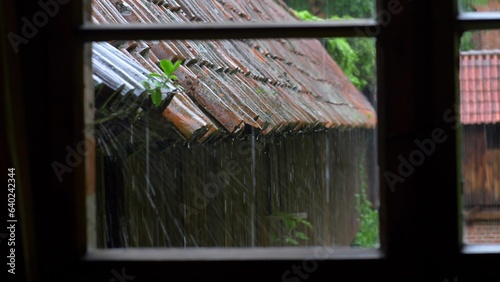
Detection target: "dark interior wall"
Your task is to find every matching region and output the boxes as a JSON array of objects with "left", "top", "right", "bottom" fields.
[
  {"left": 11, "top": 0, "right": 88, "bottom": 281},
  {"left": 0, "top": 0, "right": 29, "bottom": 279}
]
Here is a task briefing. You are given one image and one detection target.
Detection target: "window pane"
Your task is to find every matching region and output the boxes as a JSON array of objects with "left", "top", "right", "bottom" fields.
[
  {"left": 459, "top": 0, "right": 500, "bottom": 12},
  {"left": 85, "top": 36, "right": 378, "bottom": 248},
  {"left": 460, "top": 31, "right": 500, "bottom": 245},
  {"left": 90, "top": 0, "right": 375, "bottom": 25}
]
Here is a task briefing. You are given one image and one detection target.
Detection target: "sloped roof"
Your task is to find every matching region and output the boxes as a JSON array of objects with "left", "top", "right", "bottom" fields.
[
  {"left": 91, "top": 0, "right": 376, "bottom": 142},
  {"left": 460, "top": 50, "right": 500, "bottom": 125}
]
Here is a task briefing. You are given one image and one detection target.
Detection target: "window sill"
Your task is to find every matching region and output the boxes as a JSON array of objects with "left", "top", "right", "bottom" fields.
[
  {"left": 462, "top": 244, "right": 500, "bottom": 254},
  {"left": 84, "top": 246, "right": 384, "bottom": 261}
]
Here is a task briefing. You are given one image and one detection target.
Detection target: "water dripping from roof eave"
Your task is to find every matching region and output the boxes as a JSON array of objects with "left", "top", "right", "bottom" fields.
[{"left": 145, "top": 121, "right": 151, "bottom": 196}]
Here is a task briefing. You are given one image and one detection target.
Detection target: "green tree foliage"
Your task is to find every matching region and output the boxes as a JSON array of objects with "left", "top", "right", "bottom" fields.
[
  {"left": 460, "top": 32, "right": 475, "bottom": 51},
  {"left": 352, "top": 164, "right": 379, "bottom": 248},
  {"left": 293, "top": 10, "right": 375, "bottom": 93},
  {"left": 285, "top": 0, "right": 374, "bottom": 18},
  {"left": 460, "top": 0, "right": 490, "bottom": 11},
  {"left": 270, "top": 212, "right": 313, "bottom": 246}
]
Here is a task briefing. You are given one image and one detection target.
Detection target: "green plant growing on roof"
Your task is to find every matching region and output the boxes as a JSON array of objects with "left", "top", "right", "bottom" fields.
[
  {"left": 142, "top": 59, "right": 182, "bottom": 107},
  {"left": 270, "top": 212, "right": 313, "bottom": 246}
]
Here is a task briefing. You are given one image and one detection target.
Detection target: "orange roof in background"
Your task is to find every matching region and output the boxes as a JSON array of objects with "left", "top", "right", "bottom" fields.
[
  {"left": 460, "top": 50, "right": 500, "bottom": 125},
  {"left": 91, "top": 0, "right": 377, "bottom": 142}
]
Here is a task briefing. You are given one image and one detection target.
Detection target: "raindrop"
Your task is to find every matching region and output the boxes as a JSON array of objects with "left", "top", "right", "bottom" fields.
[{"left": 116, "top": 2, "right": 132, "bottom": 16}]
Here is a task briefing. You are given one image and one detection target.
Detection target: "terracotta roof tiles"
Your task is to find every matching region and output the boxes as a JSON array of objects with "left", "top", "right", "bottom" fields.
[
  {"left": 91, "top": 0, "right": 377, "bottom": 142},
  {"left": 460, "top": 50, "right": 500, "bottom": 125}
]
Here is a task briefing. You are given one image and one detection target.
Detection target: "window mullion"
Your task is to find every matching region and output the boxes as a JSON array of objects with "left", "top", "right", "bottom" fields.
[
  {"left": 458, "top": 12, "right": 500, "bottom": 31},
  {"left": 77, "top": 20, "right": 378, "bottom": 41}
]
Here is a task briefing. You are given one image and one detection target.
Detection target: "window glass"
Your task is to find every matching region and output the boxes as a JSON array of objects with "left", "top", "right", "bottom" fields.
[
  {"left": 86, "top": 0, "right": 378, "bottom": 250},
  {"left": 460, "top": 31, "right": 500, "bottom": 244},
  {"left": 86, "top": 36, "right": 378, "bottom": 249}
]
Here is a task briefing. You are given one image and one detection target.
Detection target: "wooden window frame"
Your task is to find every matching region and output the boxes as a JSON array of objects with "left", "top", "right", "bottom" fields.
[{"left": 7, "top": 0, "right": 500, "bottom": 281}]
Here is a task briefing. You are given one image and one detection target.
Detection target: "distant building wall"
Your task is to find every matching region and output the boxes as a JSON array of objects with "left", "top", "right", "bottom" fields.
[
  {"left": 462, "top": 125, "right": 500, "bottom": 207},
  {"left": 471, "top": 30, "right": 500, "bottom": 50},
  {"left": 96, "top": 128, "right": 376, "bottom": 248},
  {"left": 472, "top": 0, "right": 500, "bottom": 49},
  {"left": 464, "top": 222, "right": 500, "bottom": 244}
]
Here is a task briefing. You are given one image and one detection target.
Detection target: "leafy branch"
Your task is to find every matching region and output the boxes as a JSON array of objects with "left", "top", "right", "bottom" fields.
[
  {"left": 293, "top": 10, "right": 375, "bottom": 92},
  {"left": 461, "top": 0, "right": 490, "bottom": 11},
  {"left": 352, "top": 164, "right": 379, "bottom": 248},
  {"left": 142, "top": 59, "right": 182, "bottom": 107},
  {"left": 271, "top": 212, "right": 313, "bottom": 246}
]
